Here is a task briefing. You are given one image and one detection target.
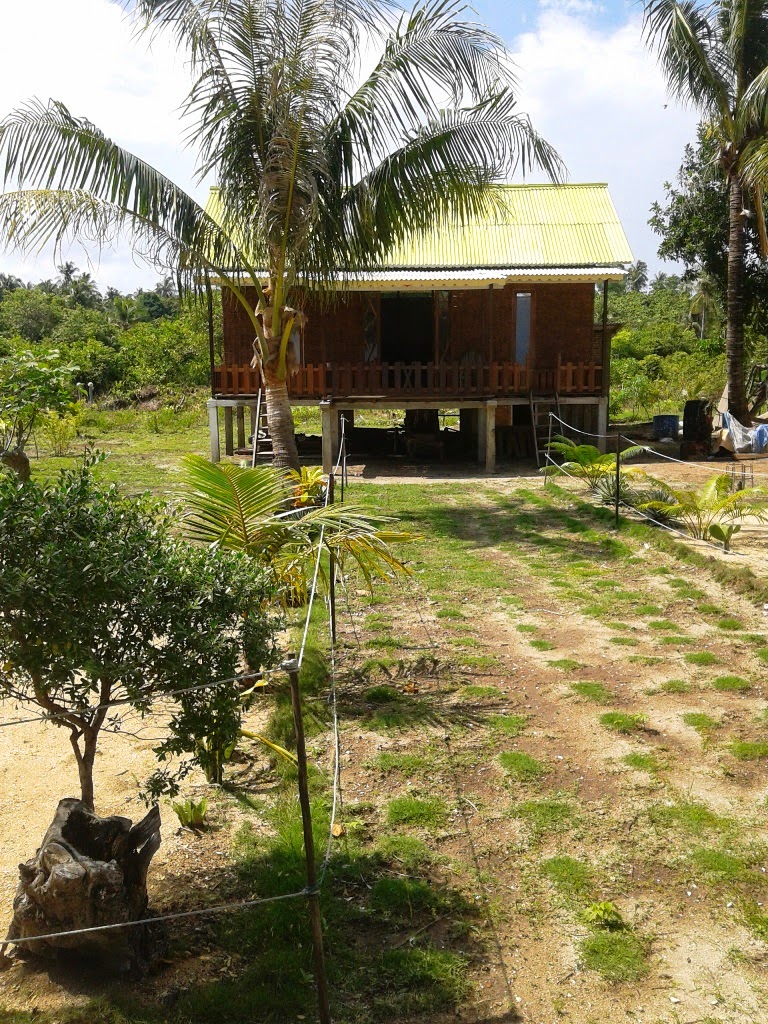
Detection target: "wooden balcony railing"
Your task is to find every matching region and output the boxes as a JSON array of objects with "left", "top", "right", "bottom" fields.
[{"left": 212, "top": 359, "right": 603, "bottom": 399}]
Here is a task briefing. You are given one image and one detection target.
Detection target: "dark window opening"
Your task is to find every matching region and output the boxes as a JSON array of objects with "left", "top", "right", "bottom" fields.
[
  {"left": 515, "top": 292, "right": 532, "bottom": 364},
  {"left": 380, "top": 293, "right": 434, "bottom": 363}
]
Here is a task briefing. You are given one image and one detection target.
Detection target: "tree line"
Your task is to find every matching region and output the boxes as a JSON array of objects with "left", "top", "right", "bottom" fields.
[{"left": 0, "top": 262, "right": 217, "bottom": 395}]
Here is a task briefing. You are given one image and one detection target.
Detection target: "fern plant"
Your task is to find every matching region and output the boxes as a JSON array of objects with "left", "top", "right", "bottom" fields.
[
  {"left": 545, "top": 435, "right": 644, "bottom": 490},
  {"left": 635, "top": 474, "right": 768, "bottom": 541}
]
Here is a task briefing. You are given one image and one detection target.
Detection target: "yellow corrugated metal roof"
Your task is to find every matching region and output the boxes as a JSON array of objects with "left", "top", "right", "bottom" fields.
[
  {"left": 205, "top": 182, "right": 632, "bottom": 271},
  {"left": 381, "top": 184, "right": 632, "bottom": 268}
]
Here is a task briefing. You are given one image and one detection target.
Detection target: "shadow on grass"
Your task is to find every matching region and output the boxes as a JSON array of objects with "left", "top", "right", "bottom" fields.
[{"left": 0, "top": 795, "right": 487, "bottom": 1024}]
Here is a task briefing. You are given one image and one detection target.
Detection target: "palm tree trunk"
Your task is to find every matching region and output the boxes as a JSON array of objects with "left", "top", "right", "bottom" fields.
[
  {"left": 263, "top": 376, "right": 300, "bottom": 470},
  {"left": 727, "top": 174, "right": 750, "bottom": 423}
]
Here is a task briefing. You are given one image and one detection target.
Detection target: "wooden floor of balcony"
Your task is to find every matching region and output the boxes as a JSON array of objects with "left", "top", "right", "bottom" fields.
[{"left": 212, "top": 359, "right": 603, "bottom": 400}]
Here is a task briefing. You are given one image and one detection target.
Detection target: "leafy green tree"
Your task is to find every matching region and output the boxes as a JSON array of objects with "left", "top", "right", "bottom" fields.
[
  {"left": 0, "top": 458, "right": 278, "bottom": 808},
  {"left": 0, "top": 349, "right": 76, "bottom": 479},
  {"left": 0, "top": 287, "right": 63, "bottom": 341},
  {"left": 644, "top": 0, "right": 768, "bottom": 422},
  {"left": 0, "top": 0, "right": 561, "bottom": 470}
]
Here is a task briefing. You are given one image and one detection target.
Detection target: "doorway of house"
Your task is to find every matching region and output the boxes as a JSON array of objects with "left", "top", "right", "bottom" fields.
[{"left": 380, "top": 293, "right": 434, "bottom": 363}]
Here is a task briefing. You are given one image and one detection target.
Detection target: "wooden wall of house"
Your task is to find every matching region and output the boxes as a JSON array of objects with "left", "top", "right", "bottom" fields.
[{"left": 221, "top": 282, "right": 599, "bottom": 368}]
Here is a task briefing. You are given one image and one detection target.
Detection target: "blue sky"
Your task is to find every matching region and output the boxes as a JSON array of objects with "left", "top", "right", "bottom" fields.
[{"left": 0, "top": 0, "right": 696, "bottom": 291}]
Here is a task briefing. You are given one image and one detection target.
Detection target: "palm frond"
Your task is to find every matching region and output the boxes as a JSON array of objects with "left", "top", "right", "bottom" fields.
[{"left": 643, "top": 0, "right": 733, "bottom": 126}]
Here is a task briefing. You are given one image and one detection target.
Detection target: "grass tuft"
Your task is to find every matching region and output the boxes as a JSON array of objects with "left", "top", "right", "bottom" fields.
[
  {"left": 498, "top": 751, "right": 549, "bottom": 781},
  {"left": 512, "top": 799, "right": 573, "bottom": 838},
  {"left": 600, "top": 712, "right": 647, "bottom": 734},
  {"left": 540, "top": 855, "right": 593, "bottom": 899},
  {"left": 386, "top": 796, "right": 447, "bottom": 829},
  {"left": 731, "top": 740, "right": 768, "bottom": 760},
  {"left": 622, "top": 751, "right": 662, "bottom": 773},
  {"left": 682, "top": 712, "right": 721, "bottom": 735},
  {"left": 660, "top": 678, "right": 690, "bottom": 693},
  {"left": 547, "top": 658, "right": 584, "bottom": 671},
  {"left": 685, "top": 651, "right": 720, "bottom": 666},
  {"left": 570, "top": 681, "right": 614, "bottom": 704},
  {"left": 712, "top": 674, "right": 751, "bottom": 692},
  {"left": 579, "top": 930, "right": 648, "bottom": 982},
  {"left": 486, "top": 713, "right": 527, "bottom": 736}
]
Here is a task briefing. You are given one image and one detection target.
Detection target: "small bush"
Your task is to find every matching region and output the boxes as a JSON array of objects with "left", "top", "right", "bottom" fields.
[
  {"left": 172, "top": 797, "right": 209, "bottom": 829},
  {"left": 581, "top": 900, "right": 625, "bottom": 930},
  {"left": 600, "top": 712, "right": 647, "bottom": 734}
]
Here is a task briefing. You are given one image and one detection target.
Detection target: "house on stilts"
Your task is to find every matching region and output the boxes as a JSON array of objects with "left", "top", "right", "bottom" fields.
[{"left": 206, "top": 183, "right": 632, "bottom": 472}]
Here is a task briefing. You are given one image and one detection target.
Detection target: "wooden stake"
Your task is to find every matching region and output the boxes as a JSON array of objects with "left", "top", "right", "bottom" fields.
[
  {"left": 614, "top": 433, "right": 621, "bottom": 528},
  {"left": 544, "top": 412, "right": 553, "bottom": 487},
  {"left": 328, "top": 474, "right": 337, "bottom": 646},
  {"left": 285, "top": 657, "right": 333, "bottom": 1024}
]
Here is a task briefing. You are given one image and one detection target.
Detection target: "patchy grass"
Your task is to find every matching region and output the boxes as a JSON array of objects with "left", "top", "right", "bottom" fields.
[
  {"left": 691, "top": 848, "right": 747, "bottom": 881},
  {"left": 660, "top": 678, "right": 690, "bottom": 693},
  {"left": 486, "top": 714, "right": 527, "bottom": 736},
  {"left": 682, "top": 712, "right": 721, "bottom": 736},
  {"left": 716, "top": 617, "right": 744, "bottom": 631},
  {"left": 650, "top": 801, "right": 734, "bottom": 835},
  {"left": 375, "top": 834, "right": 434, "bottom": 869},
  {"left": 511, "top": 799, "right": 574, "bottom": 839},
  {"left": 460, "top": 684, "right": 500, "bottom": 699},
  {"left": 622, "top": 752, "right": 663, "bottom": 774},
  {"left": 540, "top": 856, "right": 593, "bottom": 900},
  {"left": 498, "top": 751, "right": 549, "bottom": 782},
  {"left": 712, "top": 674, "right": 752, "bottom": 692},
  {"left": 570, "top": 681, "right": 615, "bottom": 704},
  {"left": 685, "top": 651, "right": 720, "bottom": 666},
  {"left": 579, "top": 930, "right": 649, "bottom": 982},
  {"left": 730, "top": 740, "right": 768, "bottom": 760},
  {"left": 600, "top": 712, "right": 647, "bottom": 734},
  {"left": 647, "top": 619, "right": 681, "bottom": 632},
  {"left": 371, "top": 752, "right": 430, "bottom": 775},
  {"left": 547, "top": 658, "right": 584, "bottom": 671},
  {"left": 386, "top": 796, "right": 447, "bottom": 829},
  {"left": 529, "top": 638, "right": 556, "bottom": 652}
]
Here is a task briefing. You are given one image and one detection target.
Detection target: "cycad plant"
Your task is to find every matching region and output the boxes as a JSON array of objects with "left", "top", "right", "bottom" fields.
[
  {"left": 545, "top": 435, "right": 645, "bottom": 490},
  {"left": 636, "top": 473, "right": 768, "bottom": 542},
  {"left": 179, "top": 454, "right": 411, "bottom": 606},
  {"left": 0, "top": 0, "right": 561, "bottom": 469}
]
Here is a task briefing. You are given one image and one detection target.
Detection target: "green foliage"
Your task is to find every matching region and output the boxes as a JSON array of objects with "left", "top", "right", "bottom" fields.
[
  {"left": 172, "top": 797, "right": 209, "bottom": 829},
  {"left": 581, "top": 900, "right": 626, "bottom": 930},
  {"left": 570, "top": 681, "right": 615, "bottom": 704},
  {"left": 0, "top": 457, "right": 278, "bottom": 805},
  {"left": 682, "top": 712, "right": 721, "bottom": 735},
  {"left": 545, "top": 435, "right": 644, "bottom": 489},
  {"left": 636, "top": 474, "right": 768, "bottom": 541},
  {"left": 685, "top": 651, "right": 720, "bottom": 666},
  {"left": 0, "top": 348, "right": 77, "bottom": 459},
  {"left": 37, "top": 410, "right": 80, "bottom": 456},
  {"left": 730, "top": 740, "right": 768, "bottom": 760},
  {"left": 287, "top": 465, "right": 327, "bottom": 507},
  {"left": 179, "top": 455, "right": 412, "bottom": 607}
]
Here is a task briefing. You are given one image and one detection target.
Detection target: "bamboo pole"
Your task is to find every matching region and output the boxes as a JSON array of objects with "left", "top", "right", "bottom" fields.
[
  {"left": 284, "top": 656, "right": 333, "bottom": 1024},
  {"left": 328, "top": 474, "right": 337, "bottom": 646},
  {"left": 614, "top": 433, "right": 621, "bottom": 528}
]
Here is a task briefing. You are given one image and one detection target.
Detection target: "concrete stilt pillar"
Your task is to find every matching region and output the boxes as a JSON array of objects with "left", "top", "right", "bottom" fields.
[
  {"left": 207, "top": 400, "right": 221, "bottom": 463},
  {"left": 224, "top": 407, "right": 234, "bottom": 456},
  {"left": 597, "top": 399, "right": 608, "bottom": 454},
  {"left": 321, "top": 401, "right": 334, "bottom": 473},
  {"left": 485, "top": 401, "right": 497, "bottom": 474},
  {"left": 477, "top": 406, "right": 487, "bottom": 466},
  {"left": 236, "top": 405, "right": 246, "bottom": 450}
]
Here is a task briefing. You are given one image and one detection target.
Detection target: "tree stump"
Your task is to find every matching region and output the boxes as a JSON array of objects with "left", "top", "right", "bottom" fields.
[{"left": 6, "top": 798, "right": 162, "bottom": 973}]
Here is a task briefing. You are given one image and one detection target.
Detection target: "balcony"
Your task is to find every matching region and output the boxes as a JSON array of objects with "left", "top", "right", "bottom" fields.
[{"left": 212, "top": 358, "right": 603, "bottom": 400}]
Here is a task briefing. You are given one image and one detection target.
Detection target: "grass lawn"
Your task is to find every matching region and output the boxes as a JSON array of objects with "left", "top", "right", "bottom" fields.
[{"left": 5, "top": 403, "right": 768, "bottom": 1023}]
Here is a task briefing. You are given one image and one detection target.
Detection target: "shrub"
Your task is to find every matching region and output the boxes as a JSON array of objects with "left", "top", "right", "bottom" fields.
[{"left": 0, "top": 457, "right": 278, "bottom": 807}]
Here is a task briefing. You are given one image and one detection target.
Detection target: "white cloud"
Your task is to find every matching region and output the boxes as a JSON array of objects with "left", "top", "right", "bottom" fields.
[
  {"left": 0, "top": 1, "right": 697, "bottom": 289},
  {"left": 510, "top": 10, "right": 698, "bottom": 271},
  {"left": 0, "top": 0, "right": 201, "bottom": 292}
]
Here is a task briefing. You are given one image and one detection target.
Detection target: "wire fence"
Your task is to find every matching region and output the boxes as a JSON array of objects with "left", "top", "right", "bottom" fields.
[
  {"left": 2, "top": 425, "right": 351, "bottom": 980},
  {"left": 545, "top": 411, "right": 768, "bottom": 552}
]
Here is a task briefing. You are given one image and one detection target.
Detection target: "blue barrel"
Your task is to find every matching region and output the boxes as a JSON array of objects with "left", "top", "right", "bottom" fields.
[{"left": 652, "top": 414, "right": 679, "bottom": 440}]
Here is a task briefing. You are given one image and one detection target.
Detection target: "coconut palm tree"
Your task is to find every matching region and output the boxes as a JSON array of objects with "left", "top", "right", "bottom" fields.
[
  {"left": 0, "top": 0, "right": 561, "bottom": 469},
  {"left": 644, "top": 0, "right": 768, "bottom": 424}
]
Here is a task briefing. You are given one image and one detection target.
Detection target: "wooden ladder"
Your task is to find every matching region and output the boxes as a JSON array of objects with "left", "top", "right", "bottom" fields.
[
  {"left": 529, "top": 393, "right": 562, "bottom": 468},
  {"left": 250, "top": 389, "right": 273, "bottom": 466}
]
